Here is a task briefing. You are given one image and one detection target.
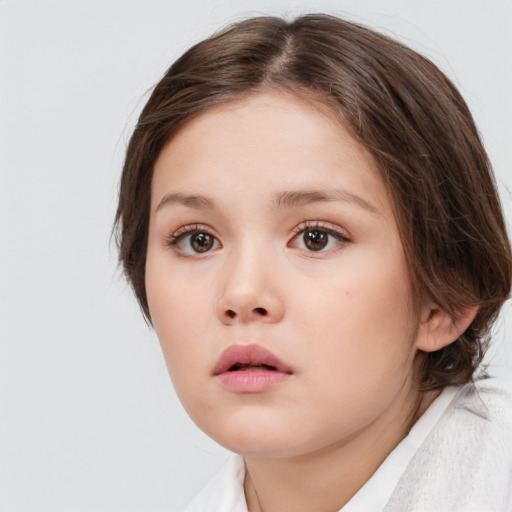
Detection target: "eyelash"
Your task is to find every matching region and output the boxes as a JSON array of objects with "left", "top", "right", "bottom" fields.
[
  {"left": 290, "top": 221, "right": 351, "bottom": 251},
  {"left": 167, "top": 224, "right": 214, "bottom": 244},
  {"left": 165, "top": 221, "right": 351, "bottom": 255}
]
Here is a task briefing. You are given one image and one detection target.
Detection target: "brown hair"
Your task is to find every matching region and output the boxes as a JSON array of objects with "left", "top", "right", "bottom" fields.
[{"left": 114, "top": 14, "right": 511, "bottom": 389}]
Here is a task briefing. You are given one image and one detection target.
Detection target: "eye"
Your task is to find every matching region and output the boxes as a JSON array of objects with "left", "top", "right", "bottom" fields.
[
  {"left": 290, "top": 222, "right": 349, "bottom": 252},
  {"left": 187, "top": 232, "right": 216, "bottom": 253},
  {"left": 168, "top": 225, "right": 220, "bottom": 254},
  {"left": 303, "top": 229, "right": 330, "bottom": 251}
]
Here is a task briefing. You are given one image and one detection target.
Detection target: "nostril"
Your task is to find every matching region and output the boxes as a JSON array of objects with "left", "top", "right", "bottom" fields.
[{"left": 223, "top": 307, "right": 269, "bottom": 321}]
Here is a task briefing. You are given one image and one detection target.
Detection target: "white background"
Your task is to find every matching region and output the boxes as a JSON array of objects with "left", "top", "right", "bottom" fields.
[{"left": 0, "top": 0, "right": 511, "bottom": 510}]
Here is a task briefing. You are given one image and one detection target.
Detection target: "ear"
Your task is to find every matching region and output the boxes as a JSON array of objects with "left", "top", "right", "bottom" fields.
[{"left": 415, "top": 303, "right": 479, "bottom": 352}]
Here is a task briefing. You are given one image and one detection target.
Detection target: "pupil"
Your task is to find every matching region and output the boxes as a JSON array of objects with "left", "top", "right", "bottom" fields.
[
  {"left": 191, "top": 233, "right": 213, "bottom": 252},
  {"left": 304, "top": 230, "right": 328, "bottom": 251}
]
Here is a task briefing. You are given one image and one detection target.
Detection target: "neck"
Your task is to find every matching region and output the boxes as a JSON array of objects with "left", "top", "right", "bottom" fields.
[{"left": 244, "top": 386, "right": 439, "bottom": 512}]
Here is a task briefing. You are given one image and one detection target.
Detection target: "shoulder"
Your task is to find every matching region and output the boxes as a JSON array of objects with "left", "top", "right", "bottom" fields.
[
  {"left": 473, "top": 376, "right": 512, "bottom": 428},
  {"left": 385, "top": 376, "right": 512, "bottom": 512},
  {"left": 182, "top": 455, "right": 247, "bottom": 512}
]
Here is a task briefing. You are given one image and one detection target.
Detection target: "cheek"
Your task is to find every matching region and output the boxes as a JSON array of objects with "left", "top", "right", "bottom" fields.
[
  {"left": 348, "top": 244, "right": 415, "bottom": 333},
  {"left": 147, "top": 273, "right": 216, "bottom": 420},
  {"left": 146, "top": 242, "right": 213, "bottom": 330},
  {"left": 287, "top": 256, "right": 417, "bottom": 439},
  {"left": 294, "top": 248, "right": 416, "bottom": 377},
  {"left": 145, "top": 254, "right": 213, "bottom": 379}
]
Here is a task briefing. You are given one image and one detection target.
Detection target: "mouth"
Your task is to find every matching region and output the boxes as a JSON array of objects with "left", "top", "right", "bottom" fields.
[
  {"left": 213, "top": 344, "right": 293, "bottom": 376},
  {"left": 227, "top": 363, "right": 278, "bottom": 372},
  {"left": 213, "top": 344, "right": 293, "bottom": 393}
]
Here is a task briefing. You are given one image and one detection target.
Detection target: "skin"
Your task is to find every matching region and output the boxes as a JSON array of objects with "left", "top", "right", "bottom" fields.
[{"left": 145, "top": 91, "right": 473, "bottom": 511}]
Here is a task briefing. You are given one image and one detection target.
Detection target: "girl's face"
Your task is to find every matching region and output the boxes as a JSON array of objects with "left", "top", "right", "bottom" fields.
[{"left": 146, "top": 91, "right": 423, "bottom": 457}]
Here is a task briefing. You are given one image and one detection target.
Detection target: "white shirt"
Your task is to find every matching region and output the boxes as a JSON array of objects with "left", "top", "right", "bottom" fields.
[{"left": 183, "top": 377, "right": 512, "bottom": 512}]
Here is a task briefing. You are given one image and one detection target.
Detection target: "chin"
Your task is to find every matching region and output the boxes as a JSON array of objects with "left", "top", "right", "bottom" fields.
[
  {"left": 220, "top": 437, "right": 300, "bottom": 458},
  {"left": 202, "top": 417, "right": 317, "bottom": 459}
]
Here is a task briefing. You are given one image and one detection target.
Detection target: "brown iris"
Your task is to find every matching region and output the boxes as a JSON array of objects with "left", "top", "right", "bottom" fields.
[
  {"left": 304, "top": 230, "right": 328, "bottom": 251},
  {"left": 190, "top": 233, "right": 214, "bottom": 253}
]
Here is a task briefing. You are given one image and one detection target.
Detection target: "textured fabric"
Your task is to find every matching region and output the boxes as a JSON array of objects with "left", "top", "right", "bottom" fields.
[
  {"left": 183, "top": 456, "right": 247, "bottom": 512},
  {"left": 382, "top": 378, "right": 512, "bottom": 512},
  {"left": 182, "top": 377, "right": 512, "bottom": 512},
  {"left": 341, "top": 385, "right": 461, "bottom": 511}
]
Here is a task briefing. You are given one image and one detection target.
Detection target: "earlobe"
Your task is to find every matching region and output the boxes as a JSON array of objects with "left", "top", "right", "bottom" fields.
[{"left": 416, "top": 304, "right": 479, "bottom": 353}]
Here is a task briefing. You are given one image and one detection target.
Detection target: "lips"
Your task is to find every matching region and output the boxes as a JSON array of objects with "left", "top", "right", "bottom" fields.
[
  {"left": 214, "top": 344, "right": 293, "bottom": 393},
  {"left": 213, "top": 344, "right": 293, "bottom": 376}
]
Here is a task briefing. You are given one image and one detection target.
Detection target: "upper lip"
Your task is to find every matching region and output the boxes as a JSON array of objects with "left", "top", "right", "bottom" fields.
[{"left": 213, "top": 344, "right": 293, "bottom": 375}]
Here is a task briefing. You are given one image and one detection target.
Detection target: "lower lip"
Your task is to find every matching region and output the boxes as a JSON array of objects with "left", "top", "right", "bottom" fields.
[{"left": 217, "top": 370, "right": 291, "bottom": 393}]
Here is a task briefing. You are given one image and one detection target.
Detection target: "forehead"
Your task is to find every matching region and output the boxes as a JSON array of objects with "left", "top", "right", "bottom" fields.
[{"left": 151, "top": 91, "right": 392, "bottom": 217}]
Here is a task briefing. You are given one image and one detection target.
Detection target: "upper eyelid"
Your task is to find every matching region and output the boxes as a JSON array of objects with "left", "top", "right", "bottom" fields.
[
  {"left": 171, "top": 223, "right": 216, "bottom": 238},
  {"left": 291, "top": 220, "right": 351, "bottom": 239}
]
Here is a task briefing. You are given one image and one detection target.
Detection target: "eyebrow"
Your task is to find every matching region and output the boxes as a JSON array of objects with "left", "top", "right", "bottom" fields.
[
  {"left": 155, "top": 192, "right": 216, "bottom": 213},
  {"left": 155, "top": 188, "right": 378, "bottom": 214},
  {"left": 272, "top": 189, "right": 378, "bottom": 213}
]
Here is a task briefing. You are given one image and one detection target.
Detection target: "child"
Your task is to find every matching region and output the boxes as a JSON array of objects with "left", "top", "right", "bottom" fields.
[{"left": 114, "top": 14, "right": 512, "bottom": 512}]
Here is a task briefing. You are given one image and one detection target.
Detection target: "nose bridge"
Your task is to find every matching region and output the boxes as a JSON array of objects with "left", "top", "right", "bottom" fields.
[
  {"left": 223, "top": 236, "right": 271, "bottom": 302},
  {"left": 216, "top": 234, "right": 284, "bottom": 324}
]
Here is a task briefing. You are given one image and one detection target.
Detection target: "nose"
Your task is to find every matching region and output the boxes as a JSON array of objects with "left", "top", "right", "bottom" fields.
[{"left": 216, "top": 250, "right": 285, "bottom": 325}]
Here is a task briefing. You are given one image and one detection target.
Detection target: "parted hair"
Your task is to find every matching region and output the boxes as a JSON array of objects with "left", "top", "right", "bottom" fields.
[{"left": 115, "top": 14, "right": 511, "bottom": 389}]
